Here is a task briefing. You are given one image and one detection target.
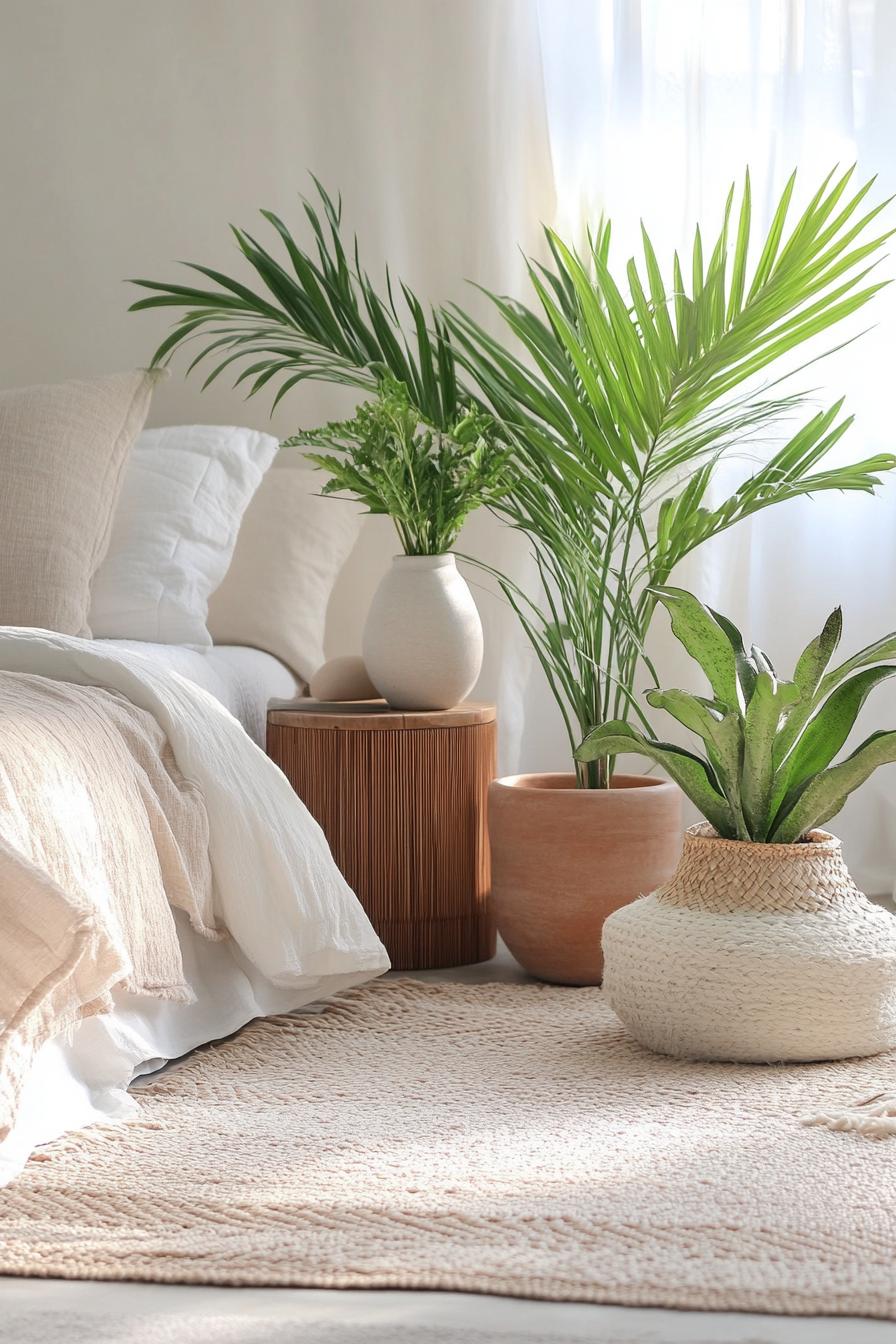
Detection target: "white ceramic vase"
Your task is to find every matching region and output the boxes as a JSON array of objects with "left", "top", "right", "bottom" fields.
[
  {"left": 362, "top": 554, "right": 483, "bottom": 711},
  {"left": 602, "top": 823, "right": 896, "bottom": 1063}
]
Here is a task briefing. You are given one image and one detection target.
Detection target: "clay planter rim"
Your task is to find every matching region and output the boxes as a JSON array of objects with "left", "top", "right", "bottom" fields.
[
  {"left": 491, "top": 771, "right": 679, "bottom": 800},
  {"left": 684, "top": 820, "right": 839, "bottom": 856}
]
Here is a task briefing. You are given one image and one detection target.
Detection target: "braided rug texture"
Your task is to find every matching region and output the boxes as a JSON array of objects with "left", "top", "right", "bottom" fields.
[{"left": 1, "top": 979, "right": 895, "bottom": 1317}]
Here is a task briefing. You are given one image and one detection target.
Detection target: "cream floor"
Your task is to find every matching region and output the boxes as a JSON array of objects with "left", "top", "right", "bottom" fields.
[{"left": 2, "top": 942, "right": 893, "bottom": 1344}]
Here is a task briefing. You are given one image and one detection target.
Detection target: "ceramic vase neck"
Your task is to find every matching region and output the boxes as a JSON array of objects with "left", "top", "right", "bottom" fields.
[{"left": 392, "top": 553, "right": 456, "bottom": 571}]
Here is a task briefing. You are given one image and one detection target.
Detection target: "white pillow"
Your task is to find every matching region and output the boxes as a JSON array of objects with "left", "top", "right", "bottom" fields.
[
  {"left": 89, "top": 424, "right": 278, "bottom": 646},
  {"left": 207, "top": 448, "right": 362, "bottom": 681}
]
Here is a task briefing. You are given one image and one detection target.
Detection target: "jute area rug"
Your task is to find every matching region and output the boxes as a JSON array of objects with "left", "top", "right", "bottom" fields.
[{"left": 1, "top": 980, "right": 895, "bottom": 1319}]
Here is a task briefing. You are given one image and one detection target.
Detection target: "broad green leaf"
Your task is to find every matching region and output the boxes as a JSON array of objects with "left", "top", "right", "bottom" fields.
[
  {"left": 575, "top": 720, "right": 736, "bottom": 837},
  {"left": 771, "top": 610, "right": 845, "bottom": 763},
  {"left": 646, "top": 689, "right": 745, "bottom": 819},
  {"left": 771, "top": 731, "right": 896, "bottom": 843},
  {"left": 740, "top": 673, "right": 800, "bottom": 839},
  {"left": 778, "top": 665, "right": 896, "bottom": 793},
  {"left": 708, "top": 605, "right": 758, "bottom": 705},
  {"left": 791, "top": 606, "right": 842, "bottom": 697},
  {"left": 750, "top": 645, "right": 776, "bottom": 677},
  {"left": 818, "top": 631, "right": 896, "bottom": 697},
  {"left": 650, "top": 586, "right": 740, "bottom": 709}
]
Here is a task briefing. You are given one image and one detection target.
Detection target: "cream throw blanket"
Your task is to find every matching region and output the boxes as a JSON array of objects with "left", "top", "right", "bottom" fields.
[
  {"left": 0, "top": 629, "right": 389, "bottom": 1142},
  {"left": 0, "top": 672, "right": 215, "bottom": 1138}
]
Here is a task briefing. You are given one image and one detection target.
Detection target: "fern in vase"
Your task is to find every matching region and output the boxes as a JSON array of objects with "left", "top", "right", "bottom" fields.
[{"left": 286, "top": 377, "right": 510, "bottom": 556}]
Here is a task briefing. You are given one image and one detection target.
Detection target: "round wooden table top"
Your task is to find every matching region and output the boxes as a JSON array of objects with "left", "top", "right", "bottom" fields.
[{"left": 267, "top": 699, "right": 496, "bottom": 732}]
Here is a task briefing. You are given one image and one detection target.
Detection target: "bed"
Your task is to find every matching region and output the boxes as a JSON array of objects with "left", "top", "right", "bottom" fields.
[
  {"left": 0, "top": 379, "right": 382, "bottom": 1184},
  {"left": 0, "top": 633, "right": 384, "bottom": 1188}
]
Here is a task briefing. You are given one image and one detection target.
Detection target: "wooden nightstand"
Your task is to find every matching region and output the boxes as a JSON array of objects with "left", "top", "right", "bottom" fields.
[{"left": 267, "top": 701, "right": 497, "bottom": 970}]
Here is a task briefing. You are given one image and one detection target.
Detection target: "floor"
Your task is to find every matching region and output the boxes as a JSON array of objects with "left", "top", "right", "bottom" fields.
[
  {"left": 3, "top": 1278, "right": 893, "bottom": 1344},
  {"left": 2, "top": 942, "right": 893, "bottom": 1344}
]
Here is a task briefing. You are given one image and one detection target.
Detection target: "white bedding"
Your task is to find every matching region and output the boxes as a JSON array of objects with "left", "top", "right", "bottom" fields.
[
  {"left": 0, "top": 628, "right": 386, "bottom": 1186},
  {"left": 98, "top": 640, "right": 301, "bottom": 745}
]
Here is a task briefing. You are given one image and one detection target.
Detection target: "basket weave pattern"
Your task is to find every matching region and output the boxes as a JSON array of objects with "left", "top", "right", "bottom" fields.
[
  {"left": 655, "top": 823, "right": 866, "bottom": 916},
  {"left": 603, "top": 823, "right": 896, "bottom": 1062}
]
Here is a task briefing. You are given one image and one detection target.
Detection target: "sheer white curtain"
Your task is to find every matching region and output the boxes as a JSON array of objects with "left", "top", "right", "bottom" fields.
[
  {"left": 525, "top": 0, "right": 896, "bottom": 891},
  {"left": 537, "top": 0, "right": 883, "bottom": 240}
]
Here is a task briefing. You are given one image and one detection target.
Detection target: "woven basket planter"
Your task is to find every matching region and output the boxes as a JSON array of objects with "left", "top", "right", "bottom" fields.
[{"left": 602, "top": 823, "right": 896, "bottom": 1063}]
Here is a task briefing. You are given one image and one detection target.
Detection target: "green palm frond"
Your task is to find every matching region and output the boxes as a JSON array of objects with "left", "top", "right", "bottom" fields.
[
  {"left": 448, "top": 167, "right": 896, "bottom": 771},
  {"left": 130, "top": 180, "right": 463, "bottom": 428}
]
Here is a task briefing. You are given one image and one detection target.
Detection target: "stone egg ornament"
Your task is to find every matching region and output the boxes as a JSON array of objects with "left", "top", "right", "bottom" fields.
[{"left": 309, "top": 655, "right": 380, "bottom": 702}]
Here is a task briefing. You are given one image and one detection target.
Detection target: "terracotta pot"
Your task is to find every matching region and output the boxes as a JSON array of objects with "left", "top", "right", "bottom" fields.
[{"left": 488, "top": 773, "right": 682, "bottom": 985}]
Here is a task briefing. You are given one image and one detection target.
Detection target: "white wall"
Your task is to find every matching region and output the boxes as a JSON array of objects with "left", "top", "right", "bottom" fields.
[
  {"left": 0, "top": 0, "right": 558, "bottom": 769},
  {"left": 1, "top": 1, "right": 544, "bottom": 410}
]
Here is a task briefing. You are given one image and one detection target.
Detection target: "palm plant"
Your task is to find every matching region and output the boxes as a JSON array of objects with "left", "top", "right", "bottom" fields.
[
  {"left": 576, "top": 587, "right": 896, "bottom": 843},
  {"left": 129, "top": 169, "right": 896, "bottom": 787},
  {"left": 286, "top": 377, "right": 510, "bottom": 555},
  {"left": 447, "top": 167, "right": 896, "bottom": 785}
]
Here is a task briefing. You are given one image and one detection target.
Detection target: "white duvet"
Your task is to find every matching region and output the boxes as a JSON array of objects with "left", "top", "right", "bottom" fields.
[{"left": 0, "top": 628, "right": 389, "bottom": 1183}]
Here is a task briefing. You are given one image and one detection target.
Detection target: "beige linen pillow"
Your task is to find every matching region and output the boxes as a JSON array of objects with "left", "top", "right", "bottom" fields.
[
  {"left": 207, "top": 448, "right": 362, "bottom": 681},
  {"left": 0, "top": 369, "right": 161, "bottom": 636}
]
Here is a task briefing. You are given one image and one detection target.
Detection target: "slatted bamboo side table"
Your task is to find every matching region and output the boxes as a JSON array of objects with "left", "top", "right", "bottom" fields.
[{"left": 267, "top": 701, "right": 497, "bottom": 970}]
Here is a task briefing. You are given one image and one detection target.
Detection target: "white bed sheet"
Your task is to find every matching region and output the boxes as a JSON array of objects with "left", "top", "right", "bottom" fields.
[{"left": 96, "top": 640, "right": 301, "bottom": 745}]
